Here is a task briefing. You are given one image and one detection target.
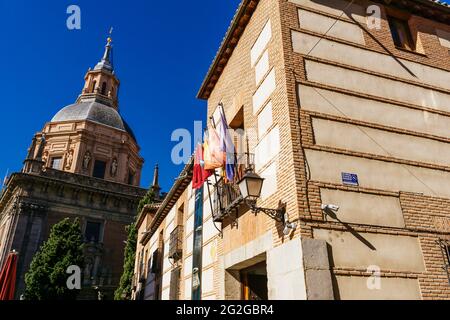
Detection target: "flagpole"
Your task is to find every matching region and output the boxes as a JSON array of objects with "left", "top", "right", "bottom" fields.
[
  {"left": 206, "top": 118, "right": 224, "bottom": 210},
  {"left": 209, "top": 116, "right": 216, "bottom": 129}
]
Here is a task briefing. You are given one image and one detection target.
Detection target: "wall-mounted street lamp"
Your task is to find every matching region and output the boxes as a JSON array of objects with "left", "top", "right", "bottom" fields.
[
  {"left": 238, "top": 169, "right": 297, "bottom": 235},
  {"left": 207, "top": 134, "right": 296, "bottom": 235},
  {"left": 237, "top": 171, "right": 264, "bottom": 202}
]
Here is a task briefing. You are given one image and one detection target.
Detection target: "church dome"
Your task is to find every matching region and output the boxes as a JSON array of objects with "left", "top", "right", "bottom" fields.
[{"left": 51, "top": 100, "right": 137, "bottom": 141}]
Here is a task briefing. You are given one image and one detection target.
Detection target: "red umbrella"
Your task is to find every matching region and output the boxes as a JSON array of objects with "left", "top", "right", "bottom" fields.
[{"left": 0, "top": 250, "right": 18, "bottom": 300}]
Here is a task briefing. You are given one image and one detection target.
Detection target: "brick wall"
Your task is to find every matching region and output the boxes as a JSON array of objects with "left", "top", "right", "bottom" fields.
[
  {"left": 279, "top": 0, "right": 450, "bottom": 299},
  {"left": 148, "top": 0, "right": 450, "bottom": 300}
]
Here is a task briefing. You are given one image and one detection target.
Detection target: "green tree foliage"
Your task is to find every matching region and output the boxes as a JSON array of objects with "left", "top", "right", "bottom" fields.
[
  {"left": 113, "top": 222, "right": 137, "bottom": 300},
  {"left": 24, "top": 218, "right": 84, "bottom": 300},
  {"left": 137, "top": 189, "right": 156, "bottom": 214},
  {"left": 114, "top": 190, "right": 156, "bottom": 300}
]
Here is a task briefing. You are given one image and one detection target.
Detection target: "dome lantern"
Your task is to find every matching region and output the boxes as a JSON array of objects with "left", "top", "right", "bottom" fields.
[{"left": 79, "top": 33, "right": 120, "bottom": 110}]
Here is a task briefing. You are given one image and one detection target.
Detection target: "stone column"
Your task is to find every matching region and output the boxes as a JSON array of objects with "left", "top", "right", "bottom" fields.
[
  {"left": 301, "top": 238, "right": 334, "bottom": 300},
  {"left": 13, "top": 202, "right": 46, "bottom": 298},
  {"left": 266, "top": 238, "right": 308, "bottom": 300}
]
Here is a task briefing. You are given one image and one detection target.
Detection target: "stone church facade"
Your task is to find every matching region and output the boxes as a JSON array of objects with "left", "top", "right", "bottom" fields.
[{"left": 0, "top": 37, "right": 146, "bottom": 299}]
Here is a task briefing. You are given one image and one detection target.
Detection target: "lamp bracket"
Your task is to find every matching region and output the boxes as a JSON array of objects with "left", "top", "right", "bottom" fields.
[{"left": 247, "top": 200, "right": 286, "bottom": 224}]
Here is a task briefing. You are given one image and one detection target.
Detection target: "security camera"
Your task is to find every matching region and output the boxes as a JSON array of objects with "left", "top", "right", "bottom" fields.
[
  {"left": 283, "top": 221, "right": 297, "bottom": 236},
  {"left": 321, "top": 204, "right": 339, "bottom": 212}
]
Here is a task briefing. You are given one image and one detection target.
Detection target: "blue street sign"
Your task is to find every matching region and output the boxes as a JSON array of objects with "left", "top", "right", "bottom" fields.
[{"left": 341, "top": 172, "right": 359, "bottom": 186}]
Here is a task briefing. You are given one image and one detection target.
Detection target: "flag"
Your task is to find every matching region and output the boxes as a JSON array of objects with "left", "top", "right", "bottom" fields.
[
  {"left": 192, "top": 143, "right": 212, "bottom": 189},
  {"left": 204, "top": 127, "right": 224, "bottom": 171},
  {"left": 0, "top": 251, "right": 18, "bottom": 300},
  {"left": 216, "top": 106, "right": 236, "bottom": 182}
]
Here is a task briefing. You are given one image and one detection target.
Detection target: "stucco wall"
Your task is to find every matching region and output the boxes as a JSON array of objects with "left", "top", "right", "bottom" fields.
[
  {"left": 314, "top": 229, "right": 426, "bottom": 272},
  {"left": 320, "top": 189, "right": 405, "bottom": 228},
  {"left": 335, "top": 276, "right": 422, "bottom": 300}
]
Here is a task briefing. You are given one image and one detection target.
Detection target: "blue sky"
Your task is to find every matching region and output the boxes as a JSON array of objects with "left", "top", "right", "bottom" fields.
[
  {"left": 0, "top": 0, "right": 240, "bottom": 192},
  {"left": 0, "top": 1, "right": 448, "bottom": 192}
]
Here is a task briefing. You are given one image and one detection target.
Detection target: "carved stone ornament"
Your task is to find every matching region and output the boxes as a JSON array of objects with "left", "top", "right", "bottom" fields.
[
  {"left": 42, "top": 151, "right": 49, "bottom": 164},
  {"left": 35, "top": 133, "right": 46, "bottom": 160},
  {"left": 110, "top": 158, "right": 118, "bottom": 177},
  {"left": 83, "top": 151, "right": 92, "bottom": 170},
  {"left": 65, "top": 149, "right": 74, "bottom": 170}
]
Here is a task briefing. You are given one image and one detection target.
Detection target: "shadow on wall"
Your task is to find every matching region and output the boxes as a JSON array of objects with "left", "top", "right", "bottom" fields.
[
  {"left": 305, "top": 0, "right": 450, "bottom": 78},
  {"left": 323, "top": 206, "right": 376, "bottom": 250}
]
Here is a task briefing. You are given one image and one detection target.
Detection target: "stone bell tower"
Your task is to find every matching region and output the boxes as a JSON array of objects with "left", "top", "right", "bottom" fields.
[
  {"left": 0, "top": 35, "right": 147, "bottom": 299},
  {"left": 80, "top": 36, "right": 120, "bottom": 109},
  {"left": 24, "top": 35, "right": 143, "bottom": 186}
]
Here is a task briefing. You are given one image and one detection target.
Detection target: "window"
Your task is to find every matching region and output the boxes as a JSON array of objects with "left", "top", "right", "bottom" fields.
[
  {"left": 101, "top": 82, "right": 107, "bottom": 95},
  {"left": 168, "top": 225, "right": 183, "bottom": 261},
  {"left": 128, "top": 172, "right": 135, "bottom": 185},
  {"left": 50, "top": 157, "right": 62, "bottom": 170},
  {"left": 139, "top": 249, "right": 145, "bottom": 280},
  {"left": 230, "top": 107, "right": 247, "bottom": 181},
  {"left": 91, "top": 80, "right": 97, "bottom": 93},
  {"left": 230, "top": 107, "right": 245, "bottom": 152},
  {"left": 85, "top": 221, "right": 101, "bottom": 243},
  {"left": 177, "top": 204, "right": 184, "bottom": 226},
  {"left": 137, "top": 251, "right": 141, "bottom": 275},
  {"left": 229, "top": 106, "right": 244, "bottom": 131},
  {"left": 93, "top": 160, "right": 107, "bottom": 179},
  {"left": 150, "top": 250, "right": 160, "bottom": 274},
  {"left": 147, "top": 251, "right": 152, "bottom": 274},
  {"left": 152, "top": 230, "right": 165, "bottom": 300},
  {"left": 143, "top": 249, "right": 148, "bottom": 276},
  {"left": 388, "top": 16, "right": 415, "bottom": 51}
]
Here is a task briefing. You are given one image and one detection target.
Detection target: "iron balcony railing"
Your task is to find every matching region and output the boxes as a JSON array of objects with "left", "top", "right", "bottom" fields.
[
  {"left": 209, "top": 153, "right": 255, "bottom": 222},
  {"left": 211, "top": 177, "right": 243, "bottom": 222},
  {"left": 168, "top": 225, "right": 183, "bottom": 261}
]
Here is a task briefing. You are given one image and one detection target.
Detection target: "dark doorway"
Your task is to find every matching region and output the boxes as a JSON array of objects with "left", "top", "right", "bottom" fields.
[
  {"left": 93, "top": 160, "right": 107, "bottom": 179},
  {"left": 240, "top": 261, "right": 268, "bottom": 300}
]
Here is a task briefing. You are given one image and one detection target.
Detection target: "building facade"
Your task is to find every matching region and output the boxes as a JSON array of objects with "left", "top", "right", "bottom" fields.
[
  {"left": 134, "top": 0, "right": 450, "bottom": 300},
  {"left": 0, "top": 37, "right": 146, "bottom": 299},
  {"left": 132, "top": 160, "right": 192, "bottom": 300}
]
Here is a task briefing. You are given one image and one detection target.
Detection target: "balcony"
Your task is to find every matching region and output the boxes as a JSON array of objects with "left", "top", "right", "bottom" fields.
[
  {"left": 211, "top": 176, "right": 243, "bottom": 222},
  {"left": 209, "top": 153, "right": 255, "bottom": 222},
  {"left": 168, "top": 225, "right": 183, "bottom": 261}
]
